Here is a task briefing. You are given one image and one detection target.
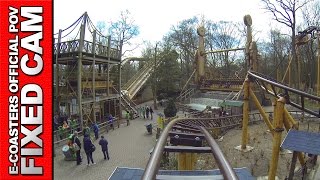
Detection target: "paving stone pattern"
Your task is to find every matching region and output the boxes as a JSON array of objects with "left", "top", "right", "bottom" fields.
[{"left": 54, "top": 104, "right": 160, "bottom": 180}]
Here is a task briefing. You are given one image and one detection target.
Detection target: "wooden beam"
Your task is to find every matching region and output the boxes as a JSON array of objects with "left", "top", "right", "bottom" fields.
[
  {"left": 168, "top": 131, "right": 205, "bottom": 140},
  {"left": 172, "top": 126, "right": 201, "bottom": 133},
  {"left": 164, "top": 146, "right": 211, "bottom": 153}
]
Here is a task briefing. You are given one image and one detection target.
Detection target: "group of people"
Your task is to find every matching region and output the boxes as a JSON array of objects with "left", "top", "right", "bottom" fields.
[
  {"left": 137, "top": 105, "right": 154, "bottom": 119},
  {"left": 72, "top": 130, "right": 110, "bottom": 166}
]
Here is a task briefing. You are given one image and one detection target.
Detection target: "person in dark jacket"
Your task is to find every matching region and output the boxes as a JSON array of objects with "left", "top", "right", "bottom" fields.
[
  {"left": 73, "top": 131, "right": 82, "bottom": 165},
  {"left": 98, "top": 135, "right": 110, "bottom": 160},
  {"left": 83, "top": 133, "right": 95, "bottom": 166},
  {"left": 108, "top": 114, "right": 114, "bottom": 130},
  {"left": 146, "top": 106, "right": 150, "bottom": 119},
  {"left": 149, "top": 107, "right": 154, "bottom": 119},
  {"left": 92, "top": 123, "right": 99, "bottom": 140}
]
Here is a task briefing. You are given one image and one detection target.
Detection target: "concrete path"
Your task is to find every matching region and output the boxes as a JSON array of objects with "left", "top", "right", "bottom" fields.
[{"left": 54, "top": 102, "right": 161, "bottom": 180}]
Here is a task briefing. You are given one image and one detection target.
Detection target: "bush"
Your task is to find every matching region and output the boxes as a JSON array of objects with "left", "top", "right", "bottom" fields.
[{"left": 164, "top": 99, "right": 177, "bottom": 118}]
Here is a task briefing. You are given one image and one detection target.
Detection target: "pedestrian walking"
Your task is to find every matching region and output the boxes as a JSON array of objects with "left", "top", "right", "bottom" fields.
[
  {"left": 108, "top": 114, "right": 114, "bottom": 130},
  {"left": 129, "top": 110, "right": 134, "bottom": 120},
  {"left": 125, "top": 111, "right": 130, "bottom": 126},
  {"left": 92, "top": 123, "right": 99, "bottom": 140},
  {"left": 98, "top": 135, "right": 110, "bottom": 160},
  {"left": 73, "top": 131, "right": 82, "bottom": 165},
  {"left": 146, "top": 106, "right": 150, "bottom": 119},
  {"left": 149, "top": 107, "right": 154, "bottom": 119},
  {"left": 138, "top": 106, "right": 142, "bottom": 117},
  {"left": 83, "top": 133, "right": 96, "bottom": 166},
  {"left": 142, "top": 107, "right": 146, "bottom": 119}
]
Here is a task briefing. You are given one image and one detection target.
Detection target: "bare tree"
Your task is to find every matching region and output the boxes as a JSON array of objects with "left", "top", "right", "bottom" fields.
[
  {"left": 206, "top": 20, "right": 244, "bottom": 77},
  {"left": 164, "top": 16, "right": 199, "bottom": 82},
  {"left": 261, "top": 0, "right": 312, "bottom": 87},
  {"left": 109, "top": 10, "right": 140, "bottom": 56},
  {"left": 300, "top": 0, "right": 320, "bottom": 90}
]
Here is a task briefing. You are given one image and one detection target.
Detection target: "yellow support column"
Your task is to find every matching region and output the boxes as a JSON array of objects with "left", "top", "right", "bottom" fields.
[
  {"left": 178, "top": 153, "right": 186, "bottom": 170},
  {"left": 178, "top": 152, "right": 196, "bottom": 170},
  {"left": 249, "top": 88, "right": 274, "bottom": 132},
  {"left": 186, "top": 153, "right": 192, "bottom": 170},
  {"left": 268, "top": 97, "right": 285, "bottom": 180},
  {"left": 283, "top": 110, "right": 305, "bottom": 166},
  {"left": 284, "top": 109, "right": 298, "bottom": 130},
  {"left": 241, "top": 78, "right": 250, "bottom": 150}
]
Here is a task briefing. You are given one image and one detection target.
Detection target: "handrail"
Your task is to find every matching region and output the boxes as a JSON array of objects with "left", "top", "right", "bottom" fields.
[
  {"left": 248, "top": 71, "right": 320, "bottom": 101},
  {"left": 248, "top": 71, "right": 320, "bottom": 117},
  {"left": 198, "top": 126, "right": 238, "bottom": 180}
]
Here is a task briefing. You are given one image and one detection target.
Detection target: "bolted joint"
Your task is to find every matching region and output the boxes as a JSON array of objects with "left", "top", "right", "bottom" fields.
[
  {"left": 273, "top": 127, "right": 284, "bottom": 132},
  {"left": 277, "top": 96, "right": 287, "bottom": 104}
]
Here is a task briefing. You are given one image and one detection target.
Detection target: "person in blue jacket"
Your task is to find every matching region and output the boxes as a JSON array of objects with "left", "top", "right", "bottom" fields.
[
  {"left": 98, "top": 135, "right": 110, "bottom": 160},
  {"left": 92, "top": 123, "right": 99, "bottom": 140},
  {"left": 83, "top": 133, "right": 95, "bottom": 166}
]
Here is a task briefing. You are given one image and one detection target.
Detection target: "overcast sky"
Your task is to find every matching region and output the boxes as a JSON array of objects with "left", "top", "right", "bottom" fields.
[{"left": 53, "top": 0, "right": 281, "bottom": 57}]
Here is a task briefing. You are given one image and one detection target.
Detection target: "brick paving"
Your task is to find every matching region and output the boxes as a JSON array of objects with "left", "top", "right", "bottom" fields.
[{"left": 54, "top": 105, "right": 160, "bottom": 180}]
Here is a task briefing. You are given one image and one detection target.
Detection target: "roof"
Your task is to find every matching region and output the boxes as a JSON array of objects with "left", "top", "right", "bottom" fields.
[
  {"left": 281, "top": 129, "right": 320, "bottom": 155},
  {"left": 109, "top": 167, "right": 255, "bottom": 180},
  {"left": 219, "top": 100, "right": 243, "bottom": 107},
  {"left": 186, "top": 103, "right": 220, "bottom": 112}
]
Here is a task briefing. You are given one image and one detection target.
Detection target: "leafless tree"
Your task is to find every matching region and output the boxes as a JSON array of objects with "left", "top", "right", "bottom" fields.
[
  {"left": 300, "top": 0, "right": 320, "bottom": 90},
  {"left": 109, "top": 10, "right": 140, "bottom": 56},
  {"left": 261, "top": 0, "right": 312, "bottom": 87},
  {"left": 205, "top": 21, "right": 245, "bottom": 77},
  {"left": 164, "top": 17, "right": 199, "bottom": 80}
]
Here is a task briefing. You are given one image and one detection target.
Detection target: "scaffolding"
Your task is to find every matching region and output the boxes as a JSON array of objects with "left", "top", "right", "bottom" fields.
[{"left": 53, "top": 12, "right": 122, "bottom": 131}]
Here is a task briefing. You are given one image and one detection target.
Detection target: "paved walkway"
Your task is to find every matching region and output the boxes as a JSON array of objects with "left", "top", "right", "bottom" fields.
[{"left": 54, "top": 103, "right": 162, "bottom": 180}]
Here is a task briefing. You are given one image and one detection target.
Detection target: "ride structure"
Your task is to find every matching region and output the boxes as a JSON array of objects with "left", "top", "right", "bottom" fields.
[
  {"left": 140, "top": 15, "right": 320, "bottom": 180},
  {"left": 54, "top": 12, "right": 165, "bottom": 132},
  {"left": 54, "top": 12, "right": 124, "bottom": 130}
]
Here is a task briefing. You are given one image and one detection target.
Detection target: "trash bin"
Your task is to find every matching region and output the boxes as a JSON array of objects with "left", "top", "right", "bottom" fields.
[
  {"left": 62, "top": 145, "right": 74, "bottom": 161},
  {"left": 146, "top": 123, "right": 152, "bottom": 134}
]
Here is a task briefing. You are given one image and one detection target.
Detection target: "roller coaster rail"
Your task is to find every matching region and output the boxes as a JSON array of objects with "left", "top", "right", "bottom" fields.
[
  {"left": 141, "top": 108, "right": 316, "bottom": 180},
  {"left": 248, "top": 71, "right": 320, "bottom": 118},
  {"left": 142, "top": 117, "right": 239, "bottom": 180}
]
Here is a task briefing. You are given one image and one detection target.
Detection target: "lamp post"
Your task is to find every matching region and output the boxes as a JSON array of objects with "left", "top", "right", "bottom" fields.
[
  {"left": 153, "top": 43, "right": 158, "bottom": 110},
  {"left": 317, "top": 31, "right": 320, "bottom": 97}
]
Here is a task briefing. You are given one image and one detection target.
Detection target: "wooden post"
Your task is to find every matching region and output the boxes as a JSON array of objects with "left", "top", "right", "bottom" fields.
[
  {"left": 178, "top": 152, "right": 196, "bottom": 170},
  {"left": 282, "top": 113, "right": 305, "bottom": 166},
  {"left": 107, "top": 35, "right": 111, "bottom": 96},
  {"left": 78, "top": 13, "right": 87, "bottom": 131},
  {"left": 92, "top": 30, "right": 96, "bottom": 123},
  {"left": 249, "top": 88, "right": 274, "bottom": 132},
  {"left": 289, "top": 55, "right": 291, "bottom": 87},
  {"left": 153, "top": 43, "right": 158, "bottom": 110},
  {"left": 268, "top": 97, "right": 285, "bottom": 180},
  {"left": 288, "top": 151, "right": 298, "bottom": 180},
  {"left": 244, "top": 15, "right": 252, "bottom": 72},
  {"left": 54, "top": 29, "right": 62, "bottom": 115},
  {"left": 118, "top": 40, "right": 123, "bottom": 128},
  {"left": 241, "top": 78, "right": 250, "bottom": 149},
  {"left": 317, "top": 32, "right": 320, "bottom": 97}
]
